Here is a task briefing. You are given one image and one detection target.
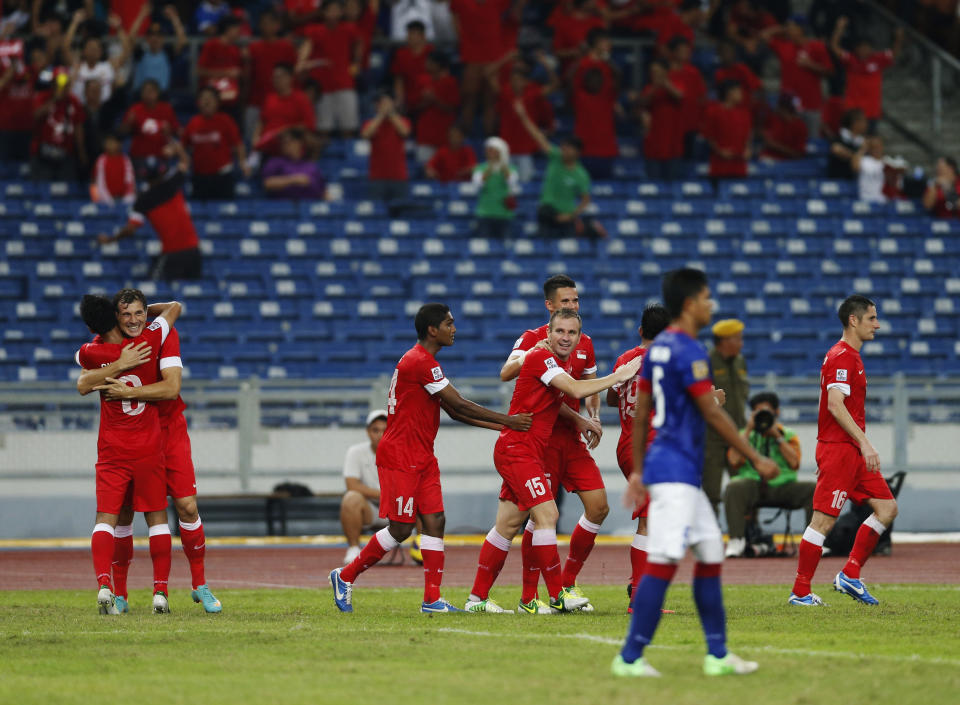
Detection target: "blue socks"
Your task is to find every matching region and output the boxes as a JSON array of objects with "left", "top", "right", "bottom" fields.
[{"left": 693, "top": 570, "right": 727, "bottom": 659}]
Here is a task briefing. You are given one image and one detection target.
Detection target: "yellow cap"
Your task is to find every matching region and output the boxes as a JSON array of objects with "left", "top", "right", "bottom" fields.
[{"left": 712, "top": 319, "right": 744, "bottom": 337}]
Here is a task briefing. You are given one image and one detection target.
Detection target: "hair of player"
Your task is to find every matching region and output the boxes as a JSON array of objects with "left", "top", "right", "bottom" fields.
[
  {"left": 662, "top": 268, "right": 708, "bottom": 319},
  {"left": 640, "top": 303, "right": 670, "bottom": 341},
  {"left": 837, "top": 294, "right": 875, "bottom": 328},
  {"left": 548, "top": 308, "right": 582, "bottom": 333},
  {"left": 543, "top": 274, "right": 577, "bottom": 300},
  {"left": 113, "top": 288, "right": 147, "bottom": 312},
  {"left": 80, "top": 294, "right": 118, "bottom": 336},
  {"left": 406, "top": 19, "right": 426, "bottom": 33},
  {"left": 749, "top": 391, "right": 780, "bottom": 410},
  {"left": 415, "top": 302, "right": 451, "bottom": 340}
]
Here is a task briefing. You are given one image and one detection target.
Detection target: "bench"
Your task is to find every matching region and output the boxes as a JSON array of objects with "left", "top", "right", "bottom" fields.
[{"left": 169, "top": 493, "right": 343, "bottom": 536}]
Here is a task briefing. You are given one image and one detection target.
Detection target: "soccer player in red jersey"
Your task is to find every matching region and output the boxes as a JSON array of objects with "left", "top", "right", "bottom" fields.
[
  {"left": 496, "top": 274, "right": 608, "bottom": 610},
  {"left": 789, "top": 295, "right": 896, "bottom": 607},
  {"left": 465, "top": 309, "right": 642, "bottom": 614},
  {"left": 608, "top": 304, "right": 671, "bottom": 609},
  {"left": 75, "top": 292, "right": 181, "bottom": 614},
  {"left": 330, "top": 304, "right": 533, "bottom": 613}
]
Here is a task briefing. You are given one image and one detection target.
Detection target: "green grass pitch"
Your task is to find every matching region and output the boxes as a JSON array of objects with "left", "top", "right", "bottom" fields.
[{"left": 1, "top": 585, "right": 958, "bottom": 705}]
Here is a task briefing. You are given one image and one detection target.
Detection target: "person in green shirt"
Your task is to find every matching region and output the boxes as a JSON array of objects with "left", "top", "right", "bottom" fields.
[
  {"left": 513, "top": 98, "right": 607, "bottom": 238},
  {"left": 723, "top": 391, "right": 815, "bottom": 558},
  {"left": 472, "top": 136, "right": 518, "bottom": 238}
]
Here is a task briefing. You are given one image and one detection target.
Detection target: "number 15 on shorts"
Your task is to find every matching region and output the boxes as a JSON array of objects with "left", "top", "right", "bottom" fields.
[
  {"left": 396, "top": 496, "right": 414, "bottom": 517},
  {"left": 525, "top": 477, "right": 546, "bottom": 498}
]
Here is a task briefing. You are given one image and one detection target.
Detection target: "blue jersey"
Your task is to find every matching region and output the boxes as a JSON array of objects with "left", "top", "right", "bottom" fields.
[{"left": 638, "top": 327, "right": 715, "bottom": 487}]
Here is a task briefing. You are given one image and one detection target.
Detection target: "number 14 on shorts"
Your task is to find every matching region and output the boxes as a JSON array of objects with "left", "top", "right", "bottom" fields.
[{"left": 396, "top": 496, "right": 414, "bottom": 517}]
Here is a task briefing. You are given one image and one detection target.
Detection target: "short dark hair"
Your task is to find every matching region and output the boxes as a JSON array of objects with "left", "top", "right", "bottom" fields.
[
  {"left": 640, "top": 303, "right": 670, "bottom": 341},
  {"left": 718, "top": 79, "right": 741, "bottom": 101},
  {"left": 198, "top": 85, "right": 220, "bottom": 102},
  {"left": 141, "top": 78, "right": 160, "bottom": 94},
  {"left": 543, "top": 274, "right": 577, "bottom": 300},
  {"left": 586, "top": 27, "right": 608, "bottom": 48},
  {"left": 662, "top": 268, "right": 708, "bottom": 319},
  {"left": 548, "top": 308, "right": 582, "bottom": 333},
  {"left": 666, "top": 34, "right": 690, "bottom": 51},
  {"left": 80, "top": 294, "right": 118, "bottom": 336},
  {"left": 837, "top": 294, "right": 875, "bottom": 328},
  {"left": 406, "top": 19, "right": 426, "bottom": 33},
  {"left": 749, "top": 391, "right": 780, "bottom": 410},
  {"left": 942, "top": 156, "right": 959, "bottom": 178},
  {"left": 274, "top": 62, "right": 294, "bottom": 76},
  {"left": 559, "top": 135, "right": 583, "bottom": 152},
  {"left": 415, "top": 302, "right": 450, "bottom": 340},
  {"left": 218, "top": 16, "right": 241, "bottom": 34},
  {"left": 840, "top": 108, "right": 865, "bottom": 129},
  {"left": 113, "top": 288, "right": 147, "bottom": 312}
]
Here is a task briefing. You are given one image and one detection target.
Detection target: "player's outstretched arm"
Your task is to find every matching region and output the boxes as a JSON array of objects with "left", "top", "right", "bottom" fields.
[
  {"left": 95, "top": 367, "right": 182, "bottom": 402},
  {"left": 76, "top": 342, "right": 152, "bottom": 395},
  {"left": 150, "top": 301, "right": 182, "bottom": 328},
  {"left": 439, "top": 398, "right": 503, "bottom": 431},
  {"left": 549, "top": 355, "right": 642, "bottom": 400},
  {"left": 696, "top": 394, "right": 779, "bottom": 479},
  {"left": 436, "top": 384, "right": 532, "bottom": 431},
  {"left": 826, "top": 387, "right": 880, "bottom": 471}
]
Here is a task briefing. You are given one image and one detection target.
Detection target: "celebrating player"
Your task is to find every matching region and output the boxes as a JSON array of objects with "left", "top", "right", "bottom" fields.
[
  {"left": 614, "top": 269, "right": 778, "bottom": 678},
  {"left": 76, "top": 292, "right": 181, "bottom": 615},
  {"left": 498, "top": 274, "right": 607, "bottom": 610},
  {"left": 330, "top": 303, "right": 533, "bottom": 614},
  {"left": 466, "top": 309, "right": 642, "bottom": 614},
  {"left": 788, "top": 295, "right": 896, "bottom": 607}
]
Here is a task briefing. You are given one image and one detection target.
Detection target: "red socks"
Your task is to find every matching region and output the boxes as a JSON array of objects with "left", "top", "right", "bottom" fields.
[
  {"left": 792, "top": 526, "right": 825, "bottom": 597},
  {"left": 178, "top": 518, "right": 207, "bottom": 589},
  {"left": 520, "top": 523, "right": 540, "bottom": 603},
  {"left": 471, "top": 528, "right": 511, "bottom": 601},
  {"left": 843, "top": 514, "right": 885, "bottom": 579},
  {"left": 148, "top": 524, "right": 172, "bottom": 595},
  {"left": 340, "top": 527, "right": 400, "bottom": 583},
  {"left": 112, "top": 525, "right": 134, "bottom": 598},
  {"left": 561, "top": 514, "right": 601, "bottom": 588},
  {"left": 531, "top": 529, "right": 563, "bottom": 601},
  {"left": 420, "top": 534, "right": 444, "bottom": 604},
  {"left": 92, "top": 523, "right": 115, "bottom": 590},
  {"left": 630, "top": 533, "right": 648, "bottom": 590}
]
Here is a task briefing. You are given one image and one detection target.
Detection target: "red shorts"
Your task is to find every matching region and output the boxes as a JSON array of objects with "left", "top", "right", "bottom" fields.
[
  {"left": 162, "top": 413, "right": 197, "bottom": 499},
  {"left": 494, "top": 441, "right": 555, "bottom": 512},
  {"left": 617, "top": 446, "right": 649, "bottom": 519},
  {"left": 96, "top": 453, "right": 165, "bottom": 514},
  {"left": 378, "top": 457, "right": 444, "bottom": 522},
  {"left": 814, "top": 441, "right": 894, "bottom": 517},
  {"left": 544, "top": 429, "right": 605, "bottom": 494}
]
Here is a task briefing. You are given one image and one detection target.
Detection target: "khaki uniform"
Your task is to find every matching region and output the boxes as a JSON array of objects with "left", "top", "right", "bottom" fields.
[{"left": 704, "top": 348, "right": 748, "bottom": 514}]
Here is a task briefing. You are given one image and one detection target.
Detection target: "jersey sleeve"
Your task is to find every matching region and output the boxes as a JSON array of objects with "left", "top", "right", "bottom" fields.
[
  {"left": 527, "top": 348, "right": 566, "bottom": 386},
  {"left": 159, "top": 327, "right": 183, "bottom": 370},
  {"left": 418, "top": 357, "right": 449, "bottom": 395},
  {"left": 582, "top": 336, "right": 597, "bottom": 375},
  {"left": 824, "top": 356, "right": 851, "bottom": 397},
  {"left": 680, "top": 345, "right": 714, "bottom": 398},
  {"left": 512, "top": 329, "right": 538, "bottom": 354},
  {"left": 146, "top": 316, "right": 171, "bottom": 347},
  {"left": 77, "top": 342, "right": 118, "bottom": 369}
]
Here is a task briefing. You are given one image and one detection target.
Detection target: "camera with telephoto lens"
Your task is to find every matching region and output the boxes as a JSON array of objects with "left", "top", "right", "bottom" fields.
[{"left": 753, "top": 409, "right": 775, "bottom": 434}]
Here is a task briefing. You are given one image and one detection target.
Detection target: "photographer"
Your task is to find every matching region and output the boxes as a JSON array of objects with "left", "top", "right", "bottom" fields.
[{"left": 723, "top": 392, "right": 815, "bottom": 558}]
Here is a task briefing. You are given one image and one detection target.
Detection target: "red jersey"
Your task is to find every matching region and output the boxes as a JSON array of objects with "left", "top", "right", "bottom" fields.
[
  {"left": 183, "top": 112, "right": 241, "bottom": 175},
  {"left": 769, "top": 38, "right": 832, "bottom": 111},
  {"left": 247, "top": 39, "right": 298, "bottom": 107},
  {"left": 499, "top": 347, "right": 570, "bottom": 454},
  {"left": 415, "top": 74, "right": 459, "bottom": 147},
  {"left": 761, "top": 111, "right": 808, "bottom": 160},
  {"left": 669, "top": 63, "right": 707, "bottom": 135},
  {"left": 376, "top": 343, "right": 450, "bottom": 471},
  {"left": 714, "top": 62, "right": 762, "bottom": 105},
  {"left": 549, "top": 7, "right": 605, "bottom": 58},
  {"left": 0, "top": 64, "right": 34, "bottom": 131},
  {"left": 93, "top": 153, "right": 135, "bottom": 203},
  {"left": 390, "top": 44, "right": 433, "bottom": 110},
  {"left": 156, "top": 327, "right": 187, "bottom": 420},
  {"left": 497, "top": 82, "right": 553, "bottom": 156},
  {"left": 642, "top": 84, "right": 684, "bottom": 160},
  {"left": 427, "top": 144, "right": 477, "bottom": 182},
  {"left": 365, "top": 117, "right": 410, "bottom": 180},
  {"left": 838, "top": 49, "right": 893, "bottom": 120},
  {"left": 128, "top": 170, "right": 200, "bottom": 253},
  {"left": 702, "top": 102, "right": 752, "bottom": 178},
  {"left": 573, "top": 56, "right": 618, "bottom": 158},
  {"left": 111, "top": 0, "right": 149, "bottom": 35},
  {"left": 612, "top": 346, "right": 657, "bottom": 463},
  {"left": 513, "top": 323, "right": 597, "bottom": 434},
  {"left": 124, "top": 101, "right": 179, "bottom": 159},
  {"left": 450, "top": 0, "right": 510, "bottom": 63},
  {"left": 345, "top": 9, "right": 376, "bottom": 69},
  {"left": 303, "top": 22, "right": 359, "bottom": 92},
  {"left": 258, "top": 90, "right": 316, "bottom": 150},
  {"left": 31, "top": 91, "right": 85, "bottom": 158},
  {"left": 817, "top": 341, "right": 866, "bottom": 448},
  {"left": 77, "top": 317, "right": 170, "bottom": 462}
]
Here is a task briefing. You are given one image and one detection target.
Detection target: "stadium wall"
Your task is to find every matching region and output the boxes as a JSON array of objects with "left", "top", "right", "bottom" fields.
[{"left": 1, "top": 425, "right": 957, "bottom": 538}]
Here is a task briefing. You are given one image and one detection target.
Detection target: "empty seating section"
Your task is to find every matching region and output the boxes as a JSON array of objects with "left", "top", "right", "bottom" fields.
[{"left": 2, "top": 146, "right": 960, "bottom": 387}]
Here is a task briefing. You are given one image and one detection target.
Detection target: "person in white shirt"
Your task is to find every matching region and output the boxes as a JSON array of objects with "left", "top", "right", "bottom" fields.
[
  {"left": 341, "top": 409, "right": 388, "bottom": 564},
  {"left": 853, "top": 136, "right": 886, "bottom": 203}
]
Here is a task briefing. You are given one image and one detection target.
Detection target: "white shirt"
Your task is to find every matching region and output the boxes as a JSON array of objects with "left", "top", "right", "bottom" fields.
[
  {"left": 858, "top": 155, "right": 886, "bottom": 203},
  {"left": 343, "top": 441, "right": 379, "bottom": 494},
  {"left": 390, "top": 0, "right": 435, "bottom": 40},
  {"left": 72, "top": 60, "right": 115, "bottom": 105}
]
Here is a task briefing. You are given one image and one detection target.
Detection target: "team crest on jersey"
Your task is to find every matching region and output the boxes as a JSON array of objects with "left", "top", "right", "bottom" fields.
[
  {"left": 147, "top": 321, "right": 161, "bottom": 331},
  {"left": 692, "top": 360, "right": 709, "bottom": 380},
  {"left": 836, "top": 369, "right": 848, "bottom": 381},
  {"left": 576, "top": 351, "right": 587, "bottom": 359},
  {"left": 513, "top": 336, "right": 524, "bottom": 350},
  {"left": 545, "top": 357, "right": 558, "bottom": 369},
  {"left": 431, "top": 366, "right": 443, "bottom": 381}
]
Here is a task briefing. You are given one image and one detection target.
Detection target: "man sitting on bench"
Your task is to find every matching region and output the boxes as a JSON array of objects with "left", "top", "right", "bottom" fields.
[
  {"left": 723, "top": 392, "right": 815, "bottom": 558},
  {"left": 341, "top": 410, "right": 389, "bottom": 564}
]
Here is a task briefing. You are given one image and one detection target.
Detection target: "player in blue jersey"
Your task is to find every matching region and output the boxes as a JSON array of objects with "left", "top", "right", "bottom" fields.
[{"left": 612, "top": 268, "right": 779, "bottom": 678}]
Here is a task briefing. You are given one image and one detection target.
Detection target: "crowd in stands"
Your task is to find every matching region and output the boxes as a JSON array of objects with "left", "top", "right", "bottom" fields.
[{"left": 0, "top": 0, "right": 959, "bottom": 236}]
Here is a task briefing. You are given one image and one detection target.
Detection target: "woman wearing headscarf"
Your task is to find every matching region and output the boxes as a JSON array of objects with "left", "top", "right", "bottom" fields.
[{"left": 472, "top": 136, "right": 519, "bottom": 238}]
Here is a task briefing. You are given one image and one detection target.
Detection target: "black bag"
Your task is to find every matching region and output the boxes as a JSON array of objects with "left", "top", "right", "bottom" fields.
[
  {"left": 272, "top": 481, "right": 313, "bottom": 497},
  {"left": 744, "top": 518, "right": 777, "bottom": 557}
]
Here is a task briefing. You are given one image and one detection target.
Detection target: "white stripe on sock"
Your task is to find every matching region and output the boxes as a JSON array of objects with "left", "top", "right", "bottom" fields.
[
  {"left": 531, "top": 529, "right": 557, "bottom": 546},
  {"left": 148, "top": 524, "right": 171, "bottom": 537},
  {"left": 485, "top": 527, "right": 512, "bottom": 552},
  {"left": 92, "top": 523, "right": 115, "bottom": 537},
  {"left": 864, "top": 513, "right": 886, "bottom": 535},
  {"left": 179, "top": 517, "right": 202, "bottom": 532},
  {"left": 375, "top": 527, "right": 399, "bottom": 551},
  {"left": 420, "top": 534, "right": 443, "bottom": 552},
  {"left": 577, "top": 514, "right": 602, "bottom": 534},
  {"left": 524, "top": 519, "right": 535, "bottom": 534},
  {"left": 802, "top": 526, "right": 826, "bottom": 547},
  {"left": 631, "top": 534, "right": 647, "bottom": 550},
  {"left": 114, "top": 524, "right": 133, "bottom": 539}
]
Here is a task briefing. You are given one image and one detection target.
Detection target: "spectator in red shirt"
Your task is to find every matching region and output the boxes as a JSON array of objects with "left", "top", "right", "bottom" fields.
[
  {"left": 831, "top": 16, "right": 903, "bottom": 125},
  {"left": 723, "top": 0, "right": 778, "bottom": 73},
  {"left": 111, "top": 0, "right": 149, "bottom": 37},
  {"left": 122, "top": 79, "right": 179, "bottom": 162},
  {"left": 450, "top": 0, "right": 510, "bottom": 135},
  {"left": 183, "top": 86, "right": 250, "bottom": 200},
  {"left": 702, "top": 80, "right": 752, "bottom": 180},
  {"left": 344, "top": 0, "right": 379, "bottom": 71},
  {"left": 413, "top": 51, "right": 460, "bottom": 163},
  {"left": 297, "top": 0, "right": 363, "bottom": 137},
  {"left": 254, "top": 63, "right": 317, "bottom": 155},
  {"left": 548, "top": 0, "right": 606, "bottom": 69},
  {"left": 714, "top": 39, "right": 763, "bottom": 115},
  {"left": 426, "top": 125, "right": 477, "bottom": 181},
  {"left": 493, "top": 54, "right": 557, "bottom": 182},
  {"left": 761, "top": 17, "right": 833, "bottom": 137},
  {"left": 197, "top": 16, "right": 244, "bottom": 115},
  {"left": 760, "top": 93, "right": 808, "bottom": 160},
  {"left": 361, "top": 93, "right": 412, "bottom": 213},
  {"left": 667, "top": 35, "right": 706, "bottom": 159},
  {"left": 90, "top": 132, "right": 135, "bottom": 206},
  {"left": 923, "top": 156, "right": 960, "bottom": 218},
  {"left": 573, "top": 28, "right": 619, "bottom": 178},
  {"left": 244, "top": 9, "right": 298, "bottom": 140},
  {"left": 636, "top": 58, "right": 685, "bottom": 180},
  {"left": 31, "top": 69, "right": 87, "bottom": 180},
  {"left": 391, "top": 20, "right": 433, "bottom": 114},
  {"left": 0, "top": 42, "right": 39, "bottom": 161}
]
